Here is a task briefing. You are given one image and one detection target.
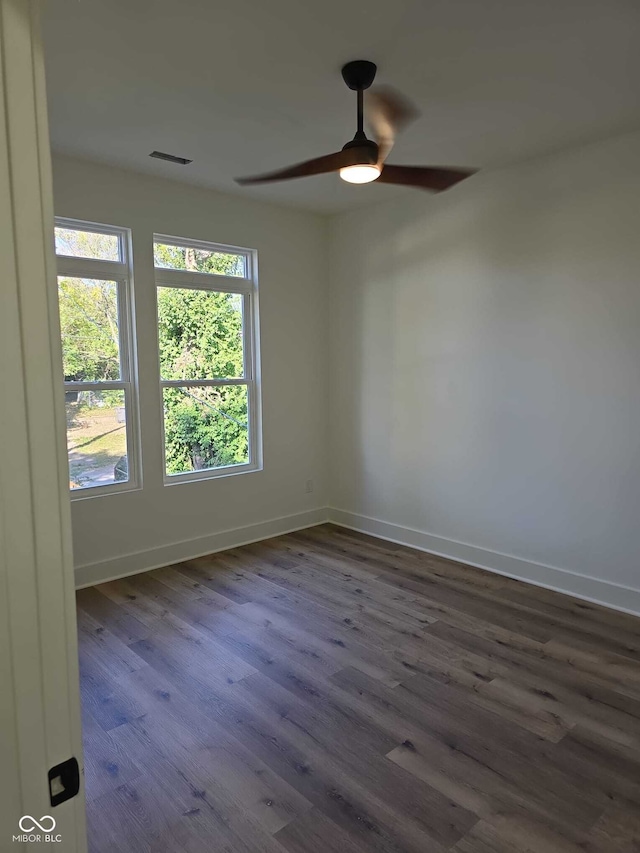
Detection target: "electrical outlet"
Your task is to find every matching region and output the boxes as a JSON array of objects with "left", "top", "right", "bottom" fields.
[{"left": 305, "top": 479, "right": 314, "bottom": 494}]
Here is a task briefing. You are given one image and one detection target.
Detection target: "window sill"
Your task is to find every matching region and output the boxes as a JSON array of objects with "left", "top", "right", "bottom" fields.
[
  {"left": 70, "top": 482, "right": 142, "bottom": 501},
  {"left": 163, "top": 462, "right": 262, "bottom": 487}
]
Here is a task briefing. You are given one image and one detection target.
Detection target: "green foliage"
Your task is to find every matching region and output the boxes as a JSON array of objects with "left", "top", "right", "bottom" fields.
[
  {"left": 153, "top": 242, "right": 245, "bottom": 276},
  {"left": 157, "top": 288, "right": 243, "bottom": 380},
  {"left": 58, "top": 278, "right": 120, "bottom": 381},
  {"left": 55, "top": 227, "right": 120, "bottom": 261},
  {"left": 163, "top": 386, "right": 248, "bottom": 474}
]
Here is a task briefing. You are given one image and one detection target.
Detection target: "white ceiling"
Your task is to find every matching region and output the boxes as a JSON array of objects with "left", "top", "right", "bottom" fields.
[{"left": 43, "top": 0, "right": 640, "bottom": 213}]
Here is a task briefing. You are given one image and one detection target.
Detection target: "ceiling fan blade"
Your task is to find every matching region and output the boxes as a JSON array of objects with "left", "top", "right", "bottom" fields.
[
  {"left": 367, "top": 86, "right": 419, "bottom": 163},
  {"left": 377, "top": 164, "right": 477, "bottom": 191},
  {"left": 235, "top": 146, "right": 376, "bottom": 185}
]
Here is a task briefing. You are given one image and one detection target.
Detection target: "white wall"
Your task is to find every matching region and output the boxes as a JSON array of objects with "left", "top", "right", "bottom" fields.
[
  {"left": 328, "top": 130, "right": 640, "bottom": 612},
  {"left": 52, "top": 155, "right": 329, "bottom": 583}
]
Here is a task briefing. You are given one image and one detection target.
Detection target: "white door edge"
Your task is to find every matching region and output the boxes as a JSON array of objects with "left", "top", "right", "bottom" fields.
[{"left": 0, "top": 0, "right": 87, "bottom": 848}]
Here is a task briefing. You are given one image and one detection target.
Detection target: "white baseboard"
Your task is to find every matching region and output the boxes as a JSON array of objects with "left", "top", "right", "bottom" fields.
[
  {"left": 74, "top": 507, "right": 329, "bottom": 589},
  {"left": 75, "top": 503, "right": 640, "bottom": 620},
  {"left": 328, "top": 507, "right": 640, "bottom": 618}
]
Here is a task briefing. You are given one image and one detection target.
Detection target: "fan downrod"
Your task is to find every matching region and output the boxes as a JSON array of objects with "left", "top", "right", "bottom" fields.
[{"left": 341, "top": 60, "right": 377, "bottom": 91}]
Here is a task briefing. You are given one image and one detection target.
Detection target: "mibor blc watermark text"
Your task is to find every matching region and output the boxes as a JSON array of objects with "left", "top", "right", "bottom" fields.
[{"left": 13, "top": 815, "right": 62, "bottom": 844}]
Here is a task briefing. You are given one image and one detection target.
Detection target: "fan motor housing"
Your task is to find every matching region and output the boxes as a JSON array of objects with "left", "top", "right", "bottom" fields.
[
  {"left": 341, "top": 60, "right": 377, "bottom": 91},
  {"left": 341, "top": 137, "right": 379, "bottom": 163}
]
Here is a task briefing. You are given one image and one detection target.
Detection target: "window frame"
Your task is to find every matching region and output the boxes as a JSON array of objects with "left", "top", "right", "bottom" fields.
[
  {"left": 153, "top": 233, "right": 262, "bottom": 485},
  {"left": 55, "top": 217, "right": 141, "bottom": 499}
]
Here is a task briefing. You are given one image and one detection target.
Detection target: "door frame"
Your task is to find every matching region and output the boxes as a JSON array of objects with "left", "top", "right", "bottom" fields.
[{"left": 0, "top": 0, "right": 87, "bottom": 848}]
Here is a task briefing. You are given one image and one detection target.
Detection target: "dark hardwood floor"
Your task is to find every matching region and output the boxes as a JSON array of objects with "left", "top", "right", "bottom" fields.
[{"left": 76, "top": 523, "right": 640, "bottom": 853}]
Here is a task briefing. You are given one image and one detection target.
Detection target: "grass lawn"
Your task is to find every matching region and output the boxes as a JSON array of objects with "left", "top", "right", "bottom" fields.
[{"left": 67, "top": 404, "right": 126, "bottom": 489}]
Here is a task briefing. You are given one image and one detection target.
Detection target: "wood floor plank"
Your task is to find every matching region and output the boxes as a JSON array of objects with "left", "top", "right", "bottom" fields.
[
  {"left": 77, "top": 606, "right": 147, "bottom": 681},
  {"left": 206, "top": 680, "right": 456, "bottom": 853},
  {"left": 77, "top": 523, "right": 640, "bottom": 852},
  {"left": 230, "top": 543, "right": 439, "bottom": 634},
  {"left": 542, "top": 639, "right": 640, "bottom": 700},
  {"left": 80, "top": 706, "right": 144, "bottom": 803},
  {"left": 275, "top": 806, "right": 378, "bottom": 853},
  {"left": 584, "top": 807, "right": 640, "bottom": 853},
  {"left": 331, "top": 665, "right": 602, "bottom": 837},
  {"left": 426, "top": 620, "right": 640, "bottom": 750},
  {"left": 77, "top": 585, "right": 151, "bottom": 644},
  {"left": 79, "top": 644, "right": 148, "bottom": 732},
  {"left": 85, "top": 658, "right": 313, "bottom": 846},
  {"left": 395, "top": 671, "right": 618, "bottom": 819},
  {"left": 147, "top": 609, "right": 256, "bottom": 684},
  {"left": 450, "top": 815, "right": 592, "bottom": 853},
  {"left": 234, "top": 670, "right": 477, "bottom": 848},
  {"left": 109, "top": 699, "right": 313, "bottom": 840},
  {"left": 392, "top": 649, "right": 572, "bottom": 741},
  {"left": 306, "top": 527, "right": 638, "bottom": 658}
]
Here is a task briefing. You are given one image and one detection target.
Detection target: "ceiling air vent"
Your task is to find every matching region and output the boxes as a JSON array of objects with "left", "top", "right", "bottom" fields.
[{"left": 149, "top": 150, "right": 192, "bottom": 165}]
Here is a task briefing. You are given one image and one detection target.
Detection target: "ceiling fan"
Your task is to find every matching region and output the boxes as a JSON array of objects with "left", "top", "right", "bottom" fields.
[{"left": 235, "top": 60, "right": 477, "bottom": 192}]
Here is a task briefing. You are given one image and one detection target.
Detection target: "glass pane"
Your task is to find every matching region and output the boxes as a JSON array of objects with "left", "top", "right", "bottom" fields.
[
  {"left": 163, "top": 385, "right": 249, "bottom": 475},
  {"left": 153, "top": 241, "right": 246, "bottom": 277},
  {"left": 157, "top": 287, "right": 244, "bottom": 380},
  {"left": 66, "top": 390, "right": 128, "bottom": 490},
  {"left": 58, "top": 277, "right": 121, "bottom": 381},
  {"left": 55, "top": 226, "right": 121, "bottom": 261}
]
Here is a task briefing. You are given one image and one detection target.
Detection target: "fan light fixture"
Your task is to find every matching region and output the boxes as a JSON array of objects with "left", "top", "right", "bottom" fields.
[
  {"left": 339, "top": 164, "right": 381, "bottom": 184},
  {"left": 234, "top": 60, "right": 477, "bottom": 193}
]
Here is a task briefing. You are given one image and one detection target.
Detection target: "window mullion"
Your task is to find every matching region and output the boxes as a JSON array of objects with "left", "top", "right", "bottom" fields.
[
  {"left": 56, "top": 257, "right": 128, "bottom": 280},
  {"left": 64, "top": 380, "right": 129, "bottom": 393},
  {"left": 117, "top": 279, "right": 131, "bottom": 384},
  {"left": 243, "top": 291, "right": 252, "bottom": 381},
  {"left": 160, "top": 378, "right": 247, "bottom": 388},
  {"left": 155, "top": 269, "right": 251, "bottom": 292}
]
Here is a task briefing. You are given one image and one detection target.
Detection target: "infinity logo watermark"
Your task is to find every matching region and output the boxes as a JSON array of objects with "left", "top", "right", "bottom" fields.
[
  {"left": 13, "top": 815, "right": 62, "bottom": 844},
  {"left": 19, "top": 816, "right": 56, "bottom": 833}
]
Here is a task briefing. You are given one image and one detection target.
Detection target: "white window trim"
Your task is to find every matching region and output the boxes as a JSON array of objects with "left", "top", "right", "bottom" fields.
[
  {"left": 55, "top": 218, "right": 141, "bottom": 499},
  {"left": 55, "top": 216, "right": 126, "bottom": 264},
  {"left": 154, "top": 234, "right": 262, "bottom": 485}
]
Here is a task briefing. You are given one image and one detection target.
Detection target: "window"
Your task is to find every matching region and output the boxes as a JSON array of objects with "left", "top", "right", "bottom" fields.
[
  {"left": 55, "top": 218, "right": 140, "bottom": 495},
  {"left": 154, "top": 234, "right": 261, "bottom": 482}
]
